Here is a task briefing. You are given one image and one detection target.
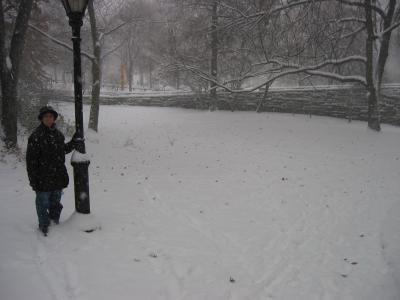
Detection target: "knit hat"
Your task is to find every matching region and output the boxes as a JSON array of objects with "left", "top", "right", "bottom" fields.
[{"left": 38, "top": 105, "right": 59, "bottom": 120}]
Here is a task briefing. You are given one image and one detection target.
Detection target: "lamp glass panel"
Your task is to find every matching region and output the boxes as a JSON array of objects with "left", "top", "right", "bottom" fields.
[{"left": 68, "top": 0, "right": 87, "bottom": 12}]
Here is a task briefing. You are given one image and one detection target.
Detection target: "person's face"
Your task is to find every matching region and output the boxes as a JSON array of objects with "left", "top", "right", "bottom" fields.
[{"left": 42, "top": 113, "right": 55, "bottom": 128}]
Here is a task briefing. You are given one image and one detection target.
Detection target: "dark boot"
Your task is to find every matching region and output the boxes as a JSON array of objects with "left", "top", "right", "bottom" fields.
[{"left": 39, "top": 225, "right": 49, "bottom": 236}]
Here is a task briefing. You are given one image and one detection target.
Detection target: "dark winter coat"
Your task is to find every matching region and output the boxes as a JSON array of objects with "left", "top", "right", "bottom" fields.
[{"left": 26, "top": 123, "right": 74, "bottom": 192}]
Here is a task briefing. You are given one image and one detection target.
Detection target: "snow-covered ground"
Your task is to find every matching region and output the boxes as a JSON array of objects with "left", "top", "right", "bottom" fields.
[{"left": 1, "top": 106, "right": 400, "bottom": 300}]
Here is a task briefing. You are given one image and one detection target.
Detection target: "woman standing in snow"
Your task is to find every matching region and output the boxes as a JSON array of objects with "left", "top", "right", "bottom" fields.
[{"left": 26, "top": 106, "right": 79, "bottom": 236}]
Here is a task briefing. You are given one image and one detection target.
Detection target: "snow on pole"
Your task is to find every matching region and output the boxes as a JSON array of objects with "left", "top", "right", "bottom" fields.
[
  {"left": 71, "top": 150, "right": 90, "bottom": 163},
  {"left": 6, "top": 56, "right": 12, "bottom": 70}
]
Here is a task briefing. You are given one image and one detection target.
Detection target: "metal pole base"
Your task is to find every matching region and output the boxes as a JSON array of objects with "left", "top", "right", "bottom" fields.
[{"left": 71, "top": 160, "right": 91, "bottom": 214}]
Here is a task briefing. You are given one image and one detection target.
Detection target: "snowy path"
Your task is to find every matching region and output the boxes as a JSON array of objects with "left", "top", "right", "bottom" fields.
[{"left": 1, "top": 106, "right": 400, "bottom": 299}]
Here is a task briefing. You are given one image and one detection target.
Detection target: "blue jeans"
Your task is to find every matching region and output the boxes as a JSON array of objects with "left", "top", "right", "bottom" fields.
[{"left": 35, "top": 190, "right": 63, "bottom": 227}]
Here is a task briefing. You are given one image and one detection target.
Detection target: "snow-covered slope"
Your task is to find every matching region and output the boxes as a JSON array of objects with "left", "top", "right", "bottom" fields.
[{"left": 1, "top": 106, "right": 399, "bottom": 300}]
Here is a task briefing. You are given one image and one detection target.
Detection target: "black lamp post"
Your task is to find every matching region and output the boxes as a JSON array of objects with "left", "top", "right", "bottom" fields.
[{"left": 61, "top": 0, "right": 91, "bottom": 214}]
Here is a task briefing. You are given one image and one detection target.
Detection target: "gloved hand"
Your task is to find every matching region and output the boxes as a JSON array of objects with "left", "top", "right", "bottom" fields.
[
  {"left": 65, "top": 132, "right": 85, "bottom": 153},
  {"left": 71, "top": 132, "right": 85, "bottom": 143},
  {"left": 70, "top": 132, "right": 85, "bottom": 152}
]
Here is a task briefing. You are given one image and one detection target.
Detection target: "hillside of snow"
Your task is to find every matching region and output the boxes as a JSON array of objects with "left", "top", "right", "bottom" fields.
[{"left": 1, "top": 106, "right": 400, "bottom": 300}]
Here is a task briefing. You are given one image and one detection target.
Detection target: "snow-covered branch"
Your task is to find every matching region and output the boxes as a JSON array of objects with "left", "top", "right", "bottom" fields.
[
  {"left": 304, "top": 70, "right": 366, "bottom": 85},
  {"left": 170, "top": 54, "right": 367, "bottom": 94},
  {"left": 259, "top": 56, "right": 367, "bottom": 68},
  {"left": 100, "top": 18, "right": 167, "bottom": 40},
  {"left": 218, "top": 1, "right": 249, "bottom": 19},
  {"left": 101, "top": 22, "right": 127, "bottom": 39},
  {"left": 340, "top": 26, "right": 366, "bottom": 39},
  {"left": 335, "top": 17, "right": 366, "bottom": 24},
  {"left": 376, "top": 20, "right": 400, "bottom": 38},
  {"left": 179, "top": 63, "right": 236, "bottom": 93},
  {"left": 28, "top": 24, "right": 95, "bottom": 61},
  {"left": 224, "top": 0, "right": 385, "bottom": 21},
  {"left": 249, "top": 57, "right": 367, "bottom": 90},
  {"left": 337, "top": 0, "right": 386, "bottom": 18}
]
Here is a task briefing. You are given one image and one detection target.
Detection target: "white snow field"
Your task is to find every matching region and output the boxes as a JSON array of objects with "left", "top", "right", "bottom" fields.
[{"left": 1, "top": 105, "right": 400, "bottom": 300}]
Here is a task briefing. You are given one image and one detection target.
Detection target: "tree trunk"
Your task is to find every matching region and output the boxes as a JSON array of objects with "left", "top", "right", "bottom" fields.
[
  {"left": 88, "top": 58, "right": 101, "bottom": 132},
  {"left": 373, "top": 0, "right": 397, "bottom": 119},
  {"left": 256, "top": 83, "right": 270, "bottom": 113},
  {"left": 0, "top": 0, "right": 34, "bottom": 148},
  {"left": 120, "top": 64, "right": 125, "bottom": 90},
  {"left": 53, "top": 65, "right": 58, "bottom": 84},
  {"left": 364, "top": 0, "right": 380, "bottom": 131},
  {"left": 209, "top": 0, "right": 218, "bottom": 111},
  {"left": 88, "top": 1, "right": 101, "bottom": 132},
  {"left": 1, "top": 78, "right": 18, "bottom": 147},
  {"left": 62, "top": 71, "right": 66, "bottom": 85},
  {"left": 139, "top": 65, "right": 144, "bottom": 87},
  {"left": 148, "top": 59, "right": 153, "bottom": 89},
  {"left": 175, "top": 70, "right": 180, "bottom": 90},
  {"left": 375, "top": 0, "right": 397, "bottom": 87},
  {"left": 128, "top": 62, "right": 133, "bottom": 92}
]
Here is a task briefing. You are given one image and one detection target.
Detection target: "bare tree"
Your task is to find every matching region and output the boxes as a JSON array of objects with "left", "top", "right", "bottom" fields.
[
  {"left": 87, "top": 0, "right": 125, "bottom": 131},
  {"left": 88, "top": 0, "right": 101, "bottom": 132},
  {"left": 29, "top": 0, "right": 126, "bottom": 132},
  {"left": 182, "top": 0, "right": 400, "bottom": 130},
  {"left": 0, "top": 0, "right": 35, "bottom": 148},
  {"left": 209, "top": 0, "right": 218, "bottom": 111}
]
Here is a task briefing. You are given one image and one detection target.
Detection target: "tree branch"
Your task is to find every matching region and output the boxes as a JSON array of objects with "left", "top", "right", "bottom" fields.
[
  {"left": 338, "top": 0, "right": 386, "bottom": 19},
  {"left": 376, "top": 20, "right": 400, "bottom": 38},
  {"left": 172, "top": 54, "right": 367, "bottom": 94},
  {"left": 9, "top": 0, "right": 34, "bottom": 79},
  {"left": 101, "top": 40, "right": 125, "bottom": 59},
  {"left": 101, "top": 22, "right": 127, "bottom": 39},
  {"left": 28, "top": 24, "right": 95, "bottom": 61}
]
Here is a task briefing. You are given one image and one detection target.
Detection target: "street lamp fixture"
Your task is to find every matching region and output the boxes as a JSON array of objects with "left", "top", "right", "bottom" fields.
[
  {"left": 61, "top": 0, "right": 89, "bottom": 14},
  {"left": 61, "top": 0, "right": 91, "bottom": 214}
]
